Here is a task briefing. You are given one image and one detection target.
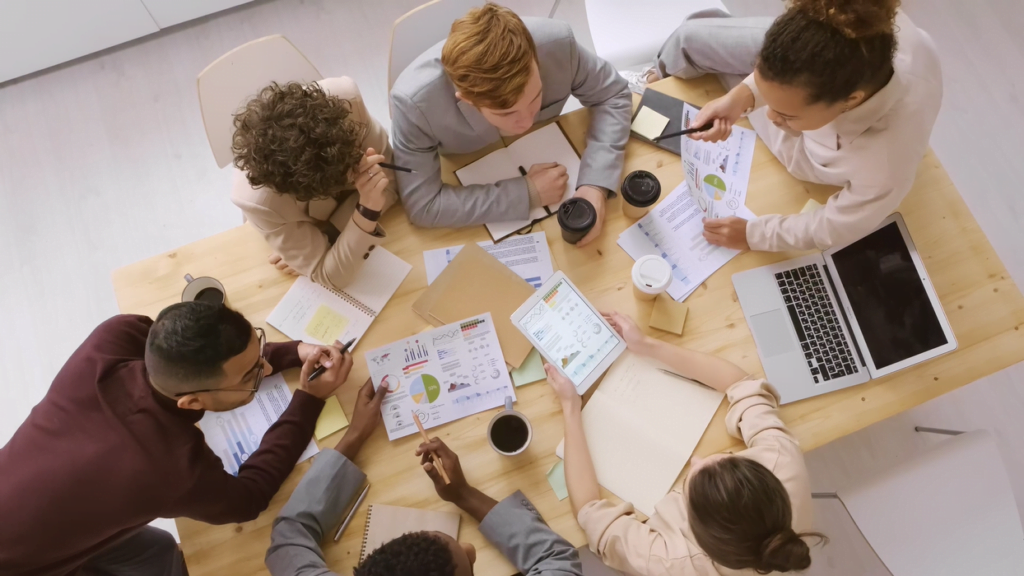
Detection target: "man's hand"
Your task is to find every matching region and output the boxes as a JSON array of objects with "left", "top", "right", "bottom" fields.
[
  {"left": 334, "top": 378, "right": 387, "bottom": 460},
  {"left": 353, "top": 147, "right": 388, "bottom": 211},
  {"left": 416, "top": 438, "right": 498, "bottom": 522},
  {"left": 526, "top": 162, "right": 569, "bottom": 206},
  {"left": 268, "top": 253, "right": 300, "bottom": 276},
  {"left": 703, "top": 216, "right": 750, "bottom": 250},
  {"left": 298, "top": 342, "right": 353, "bottom": 400},
  {"left": 573, "top": 185, "right": 606, "bottom": 247}
]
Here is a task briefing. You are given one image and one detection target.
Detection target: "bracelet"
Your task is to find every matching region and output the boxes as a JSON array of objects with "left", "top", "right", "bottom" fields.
[{"left": 355, "top": 203, "right": 381, "bottom": 222}]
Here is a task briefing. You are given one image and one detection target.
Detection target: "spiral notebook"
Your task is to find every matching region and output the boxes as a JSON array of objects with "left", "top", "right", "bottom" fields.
[
  {"left": 359, "top": 504, "right": 460, "bottom": 562},
  {"left": 266, "top": 247, "right": 412, "bottom": 347}
]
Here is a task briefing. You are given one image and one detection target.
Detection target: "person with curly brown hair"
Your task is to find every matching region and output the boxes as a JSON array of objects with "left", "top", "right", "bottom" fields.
[
  {"left": 231, "top": 77, "right": 398, "bottom": 291},
  {"left": 641, "top": 0, "right": 940, "bottom": 255}
]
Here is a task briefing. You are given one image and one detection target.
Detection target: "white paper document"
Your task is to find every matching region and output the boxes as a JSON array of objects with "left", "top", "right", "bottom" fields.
[
  {"left": 365, "top": 313, "right": 516, "bottom": 441},
  {"left": 456, "top": 123, "right": 581, "bottom": 241},
  {"left": 198, "top": 374, "right": 319, "bottom": 476},
  {"left": 681, "top": 103, "right": 757, "bottom": 219},
  {"left": 423, "top": 232, "right": 555, "bottom": 288},
  {"left": 581, "top": 351, "right": 724, "bottom": 516},
  {"left": 618, "top": 182, "right": 754, "bottom": 301}
]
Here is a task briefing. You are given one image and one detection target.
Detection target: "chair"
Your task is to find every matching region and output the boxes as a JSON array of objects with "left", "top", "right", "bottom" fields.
[
  {"left": 582, "top": 0, "right": 729, "bottom": 71},
  {"left": 197, "top": 35, "right": 322, "bottom": 168},
  {"left": 812, "top": 429, "right": 1024, "bottom": 575},
  {"left": 388, "top": 0, "right": 482, "bottom": 93}
]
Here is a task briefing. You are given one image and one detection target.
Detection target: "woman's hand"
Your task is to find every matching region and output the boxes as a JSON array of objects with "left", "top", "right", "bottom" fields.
[
  {"left": 602, "top": 311, "right": 652, "bottom": 355},
  {"left": 688, "top": 84, "right": 753, "bottom": 143},
  {"left": 352, "top": 147, "right": 388, "bottom": 211},
  {"left": 544, "top": 364, "right": 581, "bottom": 412}
]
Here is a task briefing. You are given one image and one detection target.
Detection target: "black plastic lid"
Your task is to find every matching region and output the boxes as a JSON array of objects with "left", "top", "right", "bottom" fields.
[
  {"left": 620, "top": 170, "right": 661, "bottom": 207},
  {"left": 558, "top": 197, "right": 596, "bottom": 232}
]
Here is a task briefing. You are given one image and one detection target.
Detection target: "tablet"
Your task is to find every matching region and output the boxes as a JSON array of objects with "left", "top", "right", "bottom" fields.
[{"left": 511, "top": 271, "right": 626, "bottom": 395}]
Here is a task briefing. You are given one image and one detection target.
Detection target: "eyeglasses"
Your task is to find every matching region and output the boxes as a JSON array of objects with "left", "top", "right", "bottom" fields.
[{"left": 174, "top": 327, "right": 267, "bottom": 397}]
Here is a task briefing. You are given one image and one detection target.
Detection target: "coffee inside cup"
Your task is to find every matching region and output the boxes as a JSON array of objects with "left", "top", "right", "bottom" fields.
[
  {"left": 194, "top": 287, "right": 225, "bottom": 304},
  {"left": 489, "top": 414, "right": 530, "bottom": 454}
]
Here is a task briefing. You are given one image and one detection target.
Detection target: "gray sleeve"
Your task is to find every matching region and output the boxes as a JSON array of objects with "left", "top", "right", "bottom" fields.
[
  {"left": 478, "top": 491, "right": 583, "bottom": 576},
  {"left": 566, "top": 30, "right": 632, "bottom": 195},
  {"left": 390, "top": 91, "right": 532, "bottom": 228},
  {"left": 265, "top": 450, "right": 366, "bottom": 576}
]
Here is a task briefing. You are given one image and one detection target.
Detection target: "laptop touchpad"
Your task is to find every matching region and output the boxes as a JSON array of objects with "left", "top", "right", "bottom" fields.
[{"left": 750, "top": 309, "right": 797, "bottom": 358}]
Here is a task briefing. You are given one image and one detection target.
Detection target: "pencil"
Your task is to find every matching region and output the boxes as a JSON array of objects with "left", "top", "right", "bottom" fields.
[
  {"left": 652, "top": 121, "right": 715, "bottom": 142},
  {"left": 412, "top": 411, "right": 451, "bottom": 484},
  {"left": 378, "top": 162, "right": 416, "bottom": 173},
  {"left": 333, "top": 483, "right": 369, "bottom": 542}
]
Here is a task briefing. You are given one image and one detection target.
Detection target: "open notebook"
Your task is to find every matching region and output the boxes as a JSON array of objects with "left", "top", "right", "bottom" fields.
[
  {"left": 266, "top": 247, "right": 411, "bottom": 346},
  {"left": 360, "top": 504, "right": 460, "bottom": 562},
  {"left": 579, "top": 351, "right": 724, "bottom": 515},
  {"left": 456, "top": 122, "right": 581, "bottom": 241}
]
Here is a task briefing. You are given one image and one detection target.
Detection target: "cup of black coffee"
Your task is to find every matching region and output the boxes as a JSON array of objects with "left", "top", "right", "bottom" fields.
[
  {"left": 487, "top": 396, "right": 532, "bottom": 456},
  {"left": 620, "top": 170, "right": 661, "bottom": 219},
  {"left": 181, "top": 274, "right": 227, "bottom": 305},
  {"left": 557, "top": 197, "right": 597, "bottom": 245}
]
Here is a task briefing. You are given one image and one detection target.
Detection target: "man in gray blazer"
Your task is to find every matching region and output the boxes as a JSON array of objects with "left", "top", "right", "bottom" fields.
[
  {"left": 390, "top": 3, "right": 631, "bottom": 247},
  {"left": 265, "top": 384, "right": 582, "bottom": 576}
]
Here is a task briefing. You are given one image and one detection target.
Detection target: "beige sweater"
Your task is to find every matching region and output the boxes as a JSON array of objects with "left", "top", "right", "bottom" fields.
[
  {"left": 577, "top": 379, "right": 812, "bottom": 576},
  {"left": 231, "top": 77, "right": 398, "bottom": 291}
]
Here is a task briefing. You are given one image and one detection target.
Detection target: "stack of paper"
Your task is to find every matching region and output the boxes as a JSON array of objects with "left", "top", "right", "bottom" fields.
[
  {"left": 423, "top": 232, "right": 555, "bottom": 288},
  {"left": 618, "top": 182, "right": 754, "bottom": 301}
]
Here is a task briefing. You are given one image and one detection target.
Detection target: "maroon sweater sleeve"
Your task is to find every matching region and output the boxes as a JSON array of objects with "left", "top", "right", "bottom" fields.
[
  {"left": 265, "top": 340, "right": 302, "bottom": 373},
  {"left": 178, "top": 390, "right": 325, "bottom": 524}
]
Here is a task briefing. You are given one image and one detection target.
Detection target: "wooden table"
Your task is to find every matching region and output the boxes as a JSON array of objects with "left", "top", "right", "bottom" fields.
[{"left": 112, "top": 76, "right": 1024, "bottom": 576}]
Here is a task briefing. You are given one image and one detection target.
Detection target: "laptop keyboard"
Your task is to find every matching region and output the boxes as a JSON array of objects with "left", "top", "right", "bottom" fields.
[{"left": 775, "top": 264, "right": 859, "bottom": 383}]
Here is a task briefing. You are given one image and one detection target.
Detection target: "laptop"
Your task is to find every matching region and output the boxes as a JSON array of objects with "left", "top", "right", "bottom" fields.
[{"left": 732, "top": 213, "right": 957, "bottom": 404}]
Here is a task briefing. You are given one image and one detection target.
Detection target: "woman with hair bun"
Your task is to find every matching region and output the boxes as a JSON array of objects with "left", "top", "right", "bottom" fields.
[
  {"left": 641, "top": 0, "right": 940, "bottom": 254},
  {"left": 550, "top": 311, "right": 826, "bottom": 575}
]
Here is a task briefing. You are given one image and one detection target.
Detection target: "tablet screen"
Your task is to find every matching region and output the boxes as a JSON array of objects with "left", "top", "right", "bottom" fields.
[{"left": 516, "top": 278, "right": 621, "bottom": 386}]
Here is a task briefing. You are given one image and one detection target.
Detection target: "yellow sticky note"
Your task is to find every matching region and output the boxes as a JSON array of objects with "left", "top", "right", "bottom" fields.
[
  {"left": 631, "top": 107, "right": 671, "bottom": 140},
  {"left": 315, "top": 395, "right": 349, "bottom": 440},
  {"left": 801, "top": 198, "right": 823, "bottom": 214},
  {"left": 649, "top": 293, "right": 688, "bottom": 335},
  {"left": 304, "top": 305, "right": 350, "bottom": 344}
]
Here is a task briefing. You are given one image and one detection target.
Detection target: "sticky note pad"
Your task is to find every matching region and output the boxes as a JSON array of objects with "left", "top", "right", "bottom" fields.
[
  {"left": 631, "top": 107, "right": 671, "bottom": 140},
  {"left": 649, "top": 293, "right": 688, "bottom": 335},
  {"left": 304, "top": 305, "right": 350, "bottom": 344},
  {"left": 314, "top": 395, "right": 350, "bottom": 440},
  {"left": 801, "top": 198, "right": 823, "bottom": 214},
  {"left": 511, "top": 349, "right": 546, "bottom": 387},
  {"left": 547, "top": 460, "right": 569, "bottom": 501}
]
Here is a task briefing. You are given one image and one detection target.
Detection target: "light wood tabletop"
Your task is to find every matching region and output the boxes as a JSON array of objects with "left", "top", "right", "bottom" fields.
[{"left": 111, "top": 76, "right": 1024, "bottom": 576}]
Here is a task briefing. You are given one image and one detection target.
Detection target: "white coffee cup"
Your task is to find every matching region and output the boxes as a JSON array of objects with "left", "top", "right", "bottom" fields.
[
  {"left": 631, "top": 256, "right": 672, "bottom": 301},
  {"left": 181, "top": 274, "right": 227, "bottom": 305},
  {"left": 487, "top": 396, "right": 532, "bottom": 456}
]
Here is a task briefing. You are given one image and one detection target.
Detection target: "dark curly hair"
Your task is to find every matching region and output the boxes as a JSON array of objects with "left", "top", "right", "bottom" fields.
[
  {"left": 758, "top": 0, "right": 900, "bottom": 104},
  {"left": 354, "top": 532, "right": 457, "bottom": 576},
  {"left": 232, "top": 81, "right": 365, "bottom": 202}
]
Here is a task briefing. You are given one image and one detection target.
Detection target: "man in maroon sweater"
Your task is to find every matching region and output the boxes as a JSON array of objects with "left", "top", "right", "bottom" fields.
[{"left": 0, "top": 302, "right": 352, "bottom": 576}]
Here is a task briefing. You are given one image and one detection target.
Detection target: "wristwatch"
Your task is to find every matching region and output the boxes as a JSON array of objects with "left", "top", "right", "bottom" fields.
[{"left": 355, "top": 203, "right": 381, "bottom": 222}]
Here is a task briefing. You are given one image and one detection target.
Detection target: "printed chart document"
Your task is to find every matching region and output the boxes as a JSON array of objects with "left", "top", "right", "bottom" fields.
[
  {"left": 681, "top": 102, "right": 757, "bottom": 218},
  {"left": 618, "top": 182, "right": 755, "bottom": 301},
  {"left": 423, "top": 231, "right": 554, "bottom": 288},
  {"left": 198, "top": 374, "right": 318, "bottom": 475},
  {"left": 267, "top": 247, "right": 412, "bottom": 346},
  {"left": 581, "top": 351, "right": 724, "bottom": 515},
  {"left": 365, "top": 312, "right": 516, "bottom": 440},
  {"left": 456, "top": 123, "right": 581, "bottom": 241}
]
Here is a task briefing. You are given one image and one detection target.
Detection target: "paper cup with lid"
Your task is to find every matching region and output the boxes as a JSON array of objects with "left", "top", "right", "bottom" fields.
[{"left": 631, "top": 255, "right": 673, "bottom": 301}]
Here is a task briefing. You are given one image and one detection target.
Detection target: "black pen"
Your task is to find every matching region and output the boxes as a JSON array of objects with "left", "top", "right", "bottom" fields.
[
  {"left": 308, "top": 338, "right": 357, "bottom": 382},
  {"left": 652, "top": 121, "right": 715, "bottom": 142},
  {"left": 518, "top": 165, "right": 528, "bottom": 177},
  {"left": 378, "top": 162, "right": 416, "bottom": 173}
]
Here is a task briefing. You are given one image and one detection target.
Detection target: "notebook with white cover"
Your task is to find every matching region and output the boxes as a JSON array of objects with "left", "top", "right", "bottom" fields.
[
  {"left": 581, "top": 351, "right": 724, "bottom": 515},
  {"left": 455, "top": 123, "right": 581, "bottom": 241},
  {"left": 266, "top": 247, "right": 411, "bottom": 346},
  {"left": 359, "top": 504, "right": 460, "bottom": 562}
]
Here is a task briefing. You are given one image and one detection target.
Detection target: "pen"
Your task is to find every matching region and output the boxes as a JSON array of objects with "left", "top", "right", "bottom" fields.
[
  {"left": 378, "top": 162, "right": 416, "bottom": 173},
  {"left": 307, "top": 338, "right": 357, "bottom": 382},
  {"left": 658, "top": 368, "right": 717, "bottom": 391},
  {"left": 518, "top": 165, "right": 528, "bottom": 177},
  {"left": 652, "top": 121, "right": 715, "bottom": 142},
  {"left": 333, "top": 483, "right": 370, "bottom": 542},
  {"left": 413, "top": 410, "right": 451, "bottom": 484}
]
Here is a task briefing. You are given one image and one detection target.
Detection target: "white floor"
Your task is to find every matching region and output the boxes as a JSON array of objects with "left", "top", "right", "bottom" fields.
[{"left": 2, "top": 0, "right": 1024, "bottom": 571}]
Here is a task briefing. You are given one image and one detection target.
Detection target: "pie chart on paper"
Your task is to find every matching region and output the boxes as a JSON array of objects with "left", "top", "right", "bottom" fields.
[
  {"left": 410, "top": 374, "right": 441, "bottom": 404},
  {"left": 702, "top": 174, "right": 726, "bottom": 201}
]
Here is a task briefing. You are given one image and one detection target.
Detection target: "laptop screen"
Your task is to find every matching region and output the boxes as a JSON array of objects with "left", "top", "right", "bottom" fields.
[{"left": 829, "top": 222, "right": 948, "bottom": 369}]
